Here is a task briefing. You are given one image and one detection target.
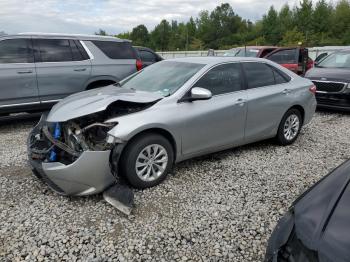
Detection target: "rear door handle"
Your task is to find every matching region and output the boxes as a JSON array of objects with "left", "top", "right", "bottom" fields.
[
  {"left": 235, "top": 98, "right": 246, "bottom": 106},
  {"left": 74, "top": 68, "right": 87, "bottom": 72},
  {"left": 17, "top": 70, "right": 33, "bottom": 74}
]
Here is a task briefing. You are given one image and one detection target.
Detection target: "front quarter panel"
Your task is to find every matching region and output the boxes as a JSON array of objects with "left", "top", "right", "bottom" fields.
[{"left": 106, "top": 103, "right": 182, "bottom": 156}]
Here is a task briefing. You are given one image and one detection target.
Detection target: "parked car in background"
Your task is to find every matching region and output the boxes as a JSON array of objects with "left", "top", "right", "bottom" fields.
[
  {"left": 133, "top": 46, "right": 163, "bottom": 68},
  {"left": 223, "top": 46, "right": 277, "bottom": 58},
  {"left": 224, "top": 46, "right": 313, "bottom": 75},
  {"left": 314, "top": 52, "right": 329, "bottom": 63},
  {"left": 0, "top": 33, "right": 142, "bottom": 116},
  {"left": 28, "top": 56, "right": 316, "bottom": 200},
  {"left": 264, "top": 47, "right": 314, "bottom": 75},
  {"left": 265, "top": 159, "right": 350, "bottom": 262},
  {"left": 305, "top": 49, "right": 350, "bottom": 111}
]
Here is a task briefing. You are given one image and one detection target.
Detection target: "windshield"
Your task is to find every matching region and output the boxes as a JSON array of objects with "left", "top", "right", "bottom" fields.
[
  {"left": 317, "top": 51, "right": 350, "bottom": 68},
  {"left": 223, "top": 48, "right": 260, "bottom": 57},
  {"left": 223, "top": 49, "right": 239, "bottom": 57},
  {"left": 120, "top": 61, "right": 205, "bottom": 96}
]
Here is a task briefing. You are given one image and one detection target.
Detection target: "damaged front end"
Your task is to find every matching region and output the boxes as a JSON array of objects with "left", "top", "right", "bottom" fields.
[
  {"left": 28, "top": 96, "right": 160, "bottom": 215},
  {"left": 27, "top": 112, "right": 117, "bottom": 196}
]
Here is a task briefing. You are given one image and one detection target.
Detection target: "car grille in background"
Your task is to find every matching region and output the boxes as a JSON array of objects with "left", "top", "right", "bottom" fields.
[{"left": 312, "top": 81, "right": 346, "bottom": 93}]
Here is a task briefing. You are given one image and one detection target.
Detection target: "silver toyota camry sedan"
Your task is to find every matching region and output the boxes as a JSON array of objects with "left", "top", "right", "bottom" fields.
[{"left": 28, "top": 57, "right": 317, "bottom": 195}]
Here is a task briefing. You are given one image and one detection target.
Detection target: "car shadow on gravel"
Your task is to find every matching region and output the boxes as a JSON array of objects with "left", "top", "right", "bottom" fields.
[{"left": 0, "top": 112, "right": 42, "bottom": 125}]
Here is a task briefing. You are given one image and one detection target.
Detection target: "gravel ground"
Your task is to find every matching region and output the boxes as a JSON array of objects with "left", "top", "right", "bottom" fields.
[{"left": 0, "top": 111, "right": 349, "bottom": 261}]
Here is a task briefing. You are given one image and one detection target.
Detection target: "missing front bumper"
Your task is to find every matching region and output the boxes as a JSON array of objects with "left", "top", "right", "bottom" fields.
[{"left": 27, "top": 113, "right": 115, "bottom": 196}]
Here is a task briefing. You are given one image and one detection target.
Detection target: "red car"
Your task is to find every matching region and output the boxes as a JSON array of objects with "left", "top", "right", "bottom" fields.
[
  {"left": 224, "top": 46, "right": 313, "bottom": 75},
  {"left": 223, "top": 46, "right": 278, "bottom": 58},
  {"left": 264, "top": 47, "right": 314, "bottom": 75}
]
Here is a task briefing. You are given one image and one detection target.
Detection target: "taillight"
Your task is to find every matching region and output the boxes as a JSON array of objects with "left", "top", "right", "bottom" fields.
[
  {"left": 309, "top": 85, "right": 316, "bottom": 94},
  {"left": 136, "top": 60, "right": 142, "bottom": 71}
]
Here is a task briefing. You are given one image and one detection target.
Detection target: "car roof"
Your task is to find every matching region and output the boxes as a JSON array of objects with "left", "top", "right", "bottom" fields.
[
  {"left": 0, "top": 33, "right": 130, "bottom": 42},
  {"left": 229, "top": 46, "right": 277, "bottom": 50},
  {"left": 167, "top": 56, "right": 270, "bottom": 65}
]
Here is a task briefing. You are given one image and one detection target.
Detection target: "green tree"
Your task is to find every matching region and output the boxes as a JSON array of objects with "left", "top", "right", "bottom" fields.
[
  {"left": 150, "top": 19, "right": 172, "bottom": 51},
  {"left": 294, "top": 0, "right": 313, "bottom": 43},
  {"left": 130, "top": 24, "right": 149, "bottom": 46},
  {"left": 279, "top": 5, "right": 294, "bottom": 34},
  {"left": 312, "top": 0, "right": 333, "bottom": 45},
  {"left": 116, "top": 32, "right": 131, "bottom": 39},
  {"left": 111, "top": 1, "right": 350, "bottom": 51},
  {"left": 280, "top": 27, "right": 306, "bottom": 46},
  {"left": 262, "top": 6, "right": 281, "bottom": 45},
  {"left": 331, "top": 0, "right": 350, "bottom": 44}
]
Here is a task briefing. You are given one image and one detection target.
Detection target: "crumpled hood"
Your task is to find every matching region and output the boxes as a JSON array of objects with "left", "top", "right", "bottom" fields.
[
  {"left": 305, "top": 67, "right": 350, "bottom": 82},
  {"left": 46, "top": 85, "right": 163, "bottom": 122}
]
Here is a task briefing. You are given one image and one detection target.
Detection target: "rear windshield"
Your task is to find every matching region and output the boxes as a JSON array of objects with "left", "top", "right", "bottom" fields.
[
  {"left": 92, "top": 40, "right": 136, "bottom": 59},
  {"left": 317, "top": 51, "right": 350, "bottom": 68},
  {"left": 120, "top": 61, "right": 205, "bottom": 96}
]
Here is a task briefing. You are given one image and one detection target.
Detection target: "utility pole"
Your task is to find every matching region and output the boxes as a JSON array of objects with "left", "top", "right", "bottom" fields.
[{"left": 186, "top": 27, "right": 189, "bottom": 51}]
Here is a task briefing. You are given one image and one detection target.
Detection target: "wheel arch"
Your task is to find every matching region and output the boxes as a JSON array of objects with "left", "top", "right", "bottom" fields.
[
  {"left": 119, "top": 127, "right": 178, "bottom": 163},
  {"left": 85, "top": 76, "right": 119, "bottom": 90},
  {"left": 287, "top": 105, "right": 305, "bottom": 124}
]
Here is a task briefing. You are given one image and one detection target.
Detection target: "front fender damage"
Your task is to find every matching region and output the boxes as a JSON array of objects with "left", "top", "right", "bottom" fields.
[{"left": 27, "top": 99, "right": 159, "bottom": 215}]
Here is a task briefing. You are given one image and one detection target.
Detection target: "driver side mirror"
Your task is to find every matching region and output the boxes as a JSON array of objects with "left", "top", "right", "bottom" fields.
[{"left": 190, "top": 87, "right": 212, "bottom": 101}]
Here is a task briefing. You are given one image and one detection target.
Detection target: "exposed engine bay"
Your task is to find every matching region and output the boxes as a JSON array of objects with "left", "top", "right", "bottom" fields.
[
  {"left": 29, "top": 100, "right": 154, "bottom": 165},
  {"left": 27, "top": 99, "right": 160, "bottom": 215}
]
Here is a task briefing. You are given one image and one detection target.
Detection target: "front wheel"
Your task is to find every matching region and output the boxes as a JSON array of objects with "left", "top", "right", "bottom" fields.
[
  {"left": 276, "top": 109, "right": 302, "bottom": 145},
  {"left": 119, "top": 133, "right": 174, "bottom": 189}
]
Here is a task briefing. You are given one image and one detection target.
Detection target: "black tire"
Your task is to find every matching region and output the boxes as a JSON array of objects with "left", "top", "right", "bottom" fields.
[
  {"left": 276, "top": 109, "right": 302, "bottom": 146},
  {"left": 119, "top": 133, "right": 174, "bottom": 189},
  {"left": 86, "top": 80, "right": 115, "bottom": 90}
]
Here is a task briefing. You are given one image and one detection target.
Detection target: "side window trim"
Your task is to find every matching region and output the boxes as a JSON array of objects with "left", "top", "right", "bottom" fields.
[
  {"left": 179, "top": 62, "right": 245, "bottom": 102},
  {"left": 267, "top": 64, "right": 292, "bottom": 84}
]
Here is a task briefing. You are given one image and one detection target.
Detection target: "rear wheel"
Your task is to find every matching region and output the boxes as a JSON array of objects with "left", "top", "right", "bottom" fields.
[
  {"left": 276, "top": 109, "right": 302, "bottom": 145},
  {"left": 119, "top": 133, "right": 174, "bottom": 189}
]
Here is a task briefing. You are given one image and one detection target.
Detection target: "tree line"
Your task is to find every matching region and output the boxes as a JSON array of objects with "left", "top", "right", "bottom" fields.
[{"left": 97, "top": 0, "right": 350, "bottom": 51}]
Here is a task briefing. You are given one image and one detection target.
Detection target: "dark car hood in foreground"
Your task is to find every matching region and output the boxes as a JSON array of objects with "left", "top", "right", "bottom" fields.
[
  {"left": 305, "top": 67, "right": 350, "bottom": 82},
  {"left": 266, "top": 159, "right": 350, "bottom": 261},
  {"left": 47, "top": 85, "right": 163, "bottom": 122}
]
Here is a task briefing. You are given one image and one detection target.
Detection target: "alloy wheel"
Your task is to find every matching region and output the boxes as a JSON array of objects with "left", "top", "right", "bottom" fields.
[
  {"left": 283, "top": 114, "right": 300, "bottom": 141},
  {"left": 135, "top": 144, "right": 168, "bottom": 182}
]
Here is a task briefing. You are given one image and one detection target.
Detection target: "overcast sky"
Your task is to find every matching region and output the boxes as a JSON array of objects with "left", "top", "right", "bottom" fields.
[{"left": 0, "top": 0, "right": 327, "bottom": 35}]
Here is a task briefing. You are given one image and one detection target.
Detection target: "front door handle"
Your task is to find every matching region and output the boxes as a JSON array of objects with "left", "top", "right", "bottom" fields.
[
  {"left": 235, "top": 98, "right": 246, "bottom": 106},
  {"left": 282, "top": 89, "right": 291, "bottom": 94},
  {"left": 17, "top": 70, "right": 33, "bottom": 74},
  {"left": 74, "top": 68, "right": 87, "bottom": 72}
]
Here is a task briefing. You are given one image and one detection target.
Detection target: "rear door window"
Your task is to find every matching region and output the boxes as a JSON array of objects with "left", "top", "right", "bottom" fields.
[
  {"left": 139, "top": 50, "right": 156, "bottom": 62},
  {"left": 270, "top": 66, "right": 291, "bottom": 84},
  {"left": 242, "top": 62, "right": 275, "bottom": 89},
  {"left": 36, "top": 39, "right": 73, "bottom": 62},
  {"left": 194, "top": 63, "right": 243, "bottom": 95},
  {"left": 0, "top": 38, "right": 34, "bottom": 63},
  {"left": 267, "top": 49, "right": 297, "bottom": 64},
  {"left": 92, "top": 41, "right": 136, "bottom": 59}
]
